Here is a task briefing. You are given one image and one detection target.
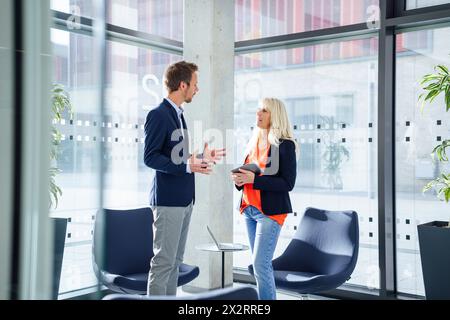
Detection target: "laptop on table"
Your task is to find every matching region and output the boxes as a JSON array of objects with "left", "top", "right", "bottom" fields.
[{"left": 207, "top": 226, "right": 245, "bottom": 250}]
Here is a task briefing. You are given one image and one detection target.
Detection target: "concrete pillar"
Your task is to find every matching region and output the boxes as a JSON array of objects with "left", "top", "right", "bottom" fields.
[{"left": 183, "top": 0, "right": 235, "bottom": 290}]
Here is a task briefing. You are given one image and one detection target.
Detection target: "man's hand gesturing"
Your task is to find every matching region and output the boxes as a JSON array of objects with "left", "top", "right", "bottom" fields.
[
  {"left": 188, "top": 151, "right": 213, "bottom": 174},
  {"left": 202, "top": 143, "right": 226, "bottom": 164}
]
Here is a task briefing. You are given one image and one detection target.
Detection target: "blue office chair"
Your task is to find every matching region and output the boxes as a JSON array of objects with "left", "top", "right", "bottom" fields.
[
  {"left": 92, "top": 207, "right": 199, "bottom": 294},
  {"left": 249, "top": 207, "right": 359, "bottom": 295},
  {"left": 102, "top": 285, "right": 259, "bottom": 300}
]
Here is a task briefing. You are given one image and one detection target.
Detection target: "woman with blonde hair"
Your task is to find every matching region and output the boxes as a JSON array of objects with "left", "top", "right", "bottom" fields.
[{"left": 232, "top": 97, "right": 298, "bottom": 300}]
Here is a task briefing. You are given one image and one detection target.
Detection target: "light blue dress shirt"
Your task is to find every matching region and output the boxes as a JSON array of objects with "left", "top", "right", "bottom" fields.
[{"left": 165, "top": 97, "right": 191, "bottom": 173}]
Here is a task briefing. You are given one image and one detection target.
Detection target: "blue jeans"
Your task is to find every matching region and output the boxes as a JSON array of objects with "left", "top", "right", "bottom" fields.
[{"left": 243, "top": 205, "right": 281, "bottom": 300}]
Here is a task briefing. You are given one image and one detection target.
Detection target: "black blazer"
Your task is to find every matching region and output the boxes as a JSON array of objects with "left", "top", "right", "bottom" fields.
[
  {"left": 236, "top": 139, "right": 297, "bottom": 215},
  {"left": 144, "top": 99, "right": 195, "bottom": 207}
]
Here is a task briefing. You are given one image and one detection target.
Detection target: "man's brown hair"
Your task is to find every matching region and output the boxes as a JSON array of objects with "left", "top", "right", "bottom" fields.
[{"left": 164, "top": 61, "right": 198, "bottom": 93}]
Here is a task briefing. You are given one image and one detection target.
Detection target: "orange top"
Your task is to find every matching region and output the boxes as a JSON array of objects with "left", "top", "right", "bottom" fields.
[{"left": 239, "top": 140, "right": 288, "bottom": 226}]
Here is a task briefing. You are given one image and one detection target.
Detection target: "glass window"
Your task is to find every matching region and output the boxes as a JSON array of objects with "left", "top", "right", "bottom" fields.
[
  {"left": 106, "top": 0, "right": 183, "bottom": 41},
  {"left": 234, "top": 36, "right": 379, "bottom": 290},
  {"left": 235, "top": 0, "right": 380, "bottom": 41},
  {"left": 395, "top": 26, "right": 450, "bottom": 296},
  {"left": 51, "top": 0, "right": 93, "bottom": 18},
  {"left": 51, "top": 29, "right": 100, "bottom": 296},
  {"left": 103, "top": 41, "right": 181, "bottom": 208},
  {"left": 51, "top": 0, "right": 184, "bottom": 41},
  {"left": 51, "top": 28, "right": 182, "bottom": 296},
  {"left": 406, "top": 0, "right": 450, "bottom": 10}
]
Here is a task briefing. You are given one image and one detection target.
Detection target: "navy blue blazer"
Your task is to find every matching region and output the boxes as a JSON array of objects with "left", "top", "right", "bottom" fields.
[
  {"left": 236, "top": 139, "right": 297, "bottom": 215},
  {"left": 144, "top": 99, "right": 195, "bottom": 207}
]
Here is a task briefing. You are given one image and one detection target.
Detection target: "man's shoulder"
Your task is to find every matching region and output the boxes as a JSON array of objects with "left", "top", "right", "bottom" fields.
[
  {"left": 155, "top": 99, "right": 171, "bottom": 112},
  {"left": 147, "top": 100, "right": 170, "bottom": 118}
]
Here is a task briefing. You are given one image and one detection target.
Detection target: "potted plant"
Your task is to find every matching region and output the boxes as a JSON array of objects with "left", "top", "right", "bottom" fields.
[
  {"left": 50, "top": 84, "right": 73, "bottom": 209},
  {"left": 320, "top": 116, "right": 350, "bottom": 190},
  {"left": 322, "top": 139, "right": 350, "bottom": 190},
  {"left": 418, "top": 60, "right": 450, "bottom": 299},
  {"left": 49, "top": 84, "right": 73, "bottom": 299}
]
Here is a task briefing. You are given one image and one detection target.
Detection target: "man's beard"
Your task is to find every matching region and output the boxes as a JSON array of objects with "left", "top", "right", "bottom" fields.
[{"left": 184, "top": 89, "right": 195, "bottom": 103}]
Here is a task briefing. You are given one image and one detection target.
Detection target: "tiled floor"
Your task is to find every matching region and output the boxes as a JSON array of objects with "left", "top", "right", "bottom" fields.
[
  {"left": 58, "top": 281, "right": 333, "bottom": 300},
  {"left": 176, "top": 282, "right": 334, "bottom": 300}
]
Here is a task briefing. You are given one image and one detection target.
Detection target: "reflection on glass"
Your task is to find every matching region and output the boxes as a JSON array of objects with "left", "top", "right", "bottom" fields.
[
  {"left": 52, "top": 30, "right": 100, "bottom": 296},
  {"left": 52, "top": 28, "right": 182, "bottom": 296},
  {"left": 234, "top": 36, "right": 379, "bottom": 289},
  {"left": 406, "top": 0, "right": 450, "bottom": 10},
  {"left": 235, "top": 0, "right": 380, "bottom": 41},
  {"left": 236, "top": 37, "right": 379, "bottom": 70},
  {"left": 106, "top": 0, "right": 183, "bottom": 41},
  {"left": 103, "top": 41, "right": 181, "bottom": 208},
  {"left": 51, "top": 0, "right": 93, "bottom": 18},
  {"left": 51, "top": 0, "right": 184, "bottom": 41},
  {"left": 395, "top": 26, "right": 450, "bottom": 296}
]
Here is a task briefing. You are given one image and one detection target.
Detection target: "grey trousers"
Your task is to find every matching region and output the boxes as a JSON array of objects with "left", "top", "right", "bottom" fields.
[{"left": 147, "top": 201, "right": 193, "bottom": 296}]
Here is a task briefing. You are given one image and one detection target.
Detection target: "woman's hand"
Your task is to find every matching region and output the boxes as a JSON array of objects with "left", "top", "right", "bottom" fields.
[
  {"left": 231, "top": 169, "right": 255, "bottom": 186},
  {"left": 231, "top": 173, "right": 244, "bottom": 187}
]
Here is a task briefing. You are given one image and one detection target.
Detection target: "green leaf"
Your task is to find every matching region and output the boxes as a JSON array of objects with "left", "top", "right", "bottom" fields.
[
  {"left": 424, "top": 89, "right": 440, "bottom": 104},
  {"left": 438, "top": 75, "right": 448, "bottom": 90},
  {"left": 423, "top": 83, "right": 441, "bottom": 91},
  {"left": 423, "top": 182, "right": 433, "bottom": 192},
  {"left": 420, "top": 74, "right": 440, "bottom": 84},
  {"left": 444, "top": 188, "right": 450, "bottom": 202},
  {"left": 49, "top": 85, "right": 73, "bottom": 210},
  {"left": 445, "top": 88, "right": 450, "bottom": 112},
  {"left": 437, "top": 65, "right": 449, "bottom": 75}
]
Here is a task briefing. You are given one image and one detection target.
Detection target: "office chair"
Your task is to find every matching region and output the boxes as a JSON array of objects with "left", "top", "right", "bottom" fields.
[
  {"left": 248, "top": 207, "right": 359, "bottom": 297},
  {"left": 92, "top": 207, "right": 199, "bottom": 294},
  {"left": 102, "top": 285, "right": 259, "bottom": 300}
]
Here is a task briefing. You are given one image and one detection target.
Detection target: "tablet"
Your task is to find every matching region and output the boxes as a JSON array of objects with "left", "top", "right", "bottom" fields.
[{"left": 231, "top": 163, "right": 261, "bottom": 175}]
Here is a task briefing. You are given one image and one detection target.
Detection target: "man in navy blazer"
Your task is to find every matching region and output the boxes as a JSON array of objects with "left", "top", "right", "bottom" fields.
[{"left": 144, "top": 61, "right": 225, "bottom": 296}]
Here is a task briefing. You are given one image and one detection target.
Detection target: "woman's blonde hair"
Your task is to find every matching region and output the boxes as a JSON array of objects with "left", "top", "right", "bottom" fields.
[{"left": 246, "top": 97, "right": 299, "bottom": 155}]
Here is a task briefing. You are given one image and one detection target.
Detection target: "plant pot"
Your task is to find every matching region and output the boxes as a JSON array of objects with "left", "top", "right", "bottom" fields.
[
  {"left": 417, "top": 221, "right": 450, "bottom": 300},
  {"left": 51, "top": 217, "right": 67, "bottom": 300}
]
